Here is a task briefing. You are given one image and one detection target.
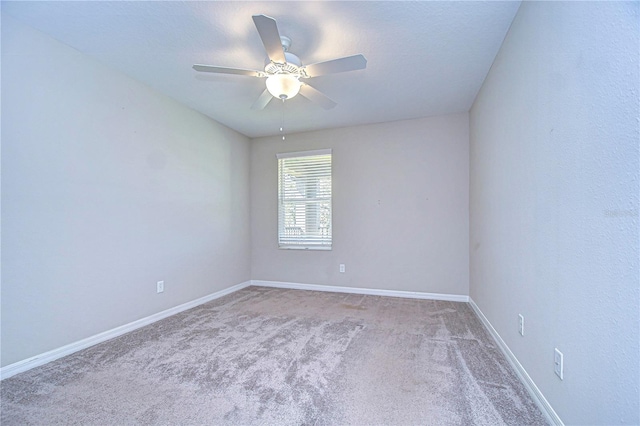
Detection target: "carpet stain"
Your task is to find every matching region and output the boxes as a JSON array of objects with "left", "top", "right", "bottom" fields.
[{"left": 341, "top": 303, "right": 367, "bottom": 310}]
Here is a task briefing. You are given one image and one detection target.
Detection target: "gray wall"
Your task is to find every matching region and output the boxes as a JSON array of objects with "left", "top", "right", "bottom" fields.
[
  {"left": 469, "top": 2, "right": 639, "bottom": 424},
  {"left": 1, "top": 16, "right": 252, "bottom": 366},
  {"left": 251, "top": 114, "right": 469, "bottom": 295}
]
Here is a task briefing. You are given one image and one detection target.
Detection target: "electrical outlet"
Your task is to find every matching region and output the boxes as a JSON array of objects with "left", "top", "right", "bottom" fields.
[
  {"left": 518, "top": 314, "right": 525, "bottom": 336},
  {"left": 339, "top": 264, "right": 345, "bottom": 273},
  {"left": 554, "top": 348, "right": 564, "bottom": 380},
  {"left": 157, "top": 281, "right": 164, "bottom": 293}
]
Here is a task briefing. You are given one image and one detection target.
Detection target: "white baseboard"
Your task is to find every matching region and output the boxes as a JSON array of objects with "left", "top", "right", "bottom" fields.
[
  {"left": 468, "top": 297, "right": 563, "bottom": 426},
  {"left": 0, "top": 280, "right": 251, "bottom": 380},
  {"left": 251, "top": 280, "right": 469, "bottom": 302}
]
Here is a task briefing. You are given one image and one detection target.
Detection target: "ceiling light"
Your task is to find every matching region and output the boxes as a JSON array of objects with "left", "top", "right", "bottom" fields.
[{"left": 266, "top": 74, "right": 301, "bottom": 100}]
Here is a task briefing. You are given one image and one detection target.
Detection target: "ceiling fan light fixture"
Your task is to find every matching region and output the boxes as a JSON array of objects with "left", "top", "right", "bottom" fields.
[
  {"left": 266, "top": 74, "right": 301, "bottom": 100},
  {"left": 192, "top": 14, "right": 366, "bottom": 110}
]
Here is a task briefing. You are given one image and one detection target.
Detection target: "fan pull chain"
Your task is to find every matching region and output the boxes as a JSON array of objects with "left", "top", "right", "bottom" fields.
[{"left": 280, "top": 98, "right": 286, "bottom": 140}]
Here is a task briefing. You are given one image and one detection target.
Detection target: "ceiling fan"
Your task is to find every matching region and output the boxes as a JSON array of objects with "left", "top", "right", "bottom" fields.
[{"left": 193, "top": 14, "right": 367, "bottom": 110}]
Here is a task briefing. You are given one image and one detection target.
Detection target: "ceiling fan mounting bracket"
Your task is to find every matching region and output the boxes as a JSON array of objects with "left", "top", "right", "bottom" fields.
[{"left": 280, "top": 35, "right": 292, "bottom": 52}]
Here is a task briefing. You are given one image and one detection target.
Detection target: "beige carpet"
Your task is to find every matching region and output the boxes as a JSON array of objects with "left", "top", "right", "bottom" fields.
[{"left": 1, "top": 286, "right": 548, "bottom": 425}]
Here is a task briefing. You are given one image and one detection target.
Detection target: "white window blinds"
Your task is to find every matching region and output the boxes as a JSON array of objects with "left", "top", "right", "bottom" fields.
[{"left": 277, "top": 149, "right": 332, "bottom": 250}]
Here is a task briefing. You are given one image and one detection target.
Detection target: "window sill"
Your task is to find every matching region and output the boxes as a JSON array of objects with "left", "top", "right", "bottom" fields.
[{"left": 278, "top": 246, "right": 332, "bottom": 251}]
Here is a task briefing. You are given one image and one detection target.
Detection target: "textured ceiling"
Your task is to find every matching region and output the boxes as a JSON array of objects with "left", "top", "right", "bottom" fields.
[{"left": 3, "top": 1, "right": 520, "bottom": 138}]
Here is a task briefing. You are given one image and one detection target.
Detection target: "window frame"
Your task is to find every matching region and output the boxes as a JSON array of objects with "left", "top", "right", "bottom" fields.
[{"left": 276, "top": 149, "right": 332, "bottom": 250}]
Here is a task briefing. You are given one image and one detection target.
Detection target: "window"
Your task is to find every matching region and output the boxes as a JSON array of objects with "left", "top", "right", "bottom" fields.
[{"left": 277, "top": 149, "right": 332, "bottom": 250}]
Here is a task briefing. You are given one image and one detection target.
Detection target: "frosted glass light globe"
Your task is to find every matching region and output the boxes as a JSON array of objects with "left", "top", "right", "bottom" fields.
[{"left": 266, "top": 74, "right": 301, "bottom": 100}]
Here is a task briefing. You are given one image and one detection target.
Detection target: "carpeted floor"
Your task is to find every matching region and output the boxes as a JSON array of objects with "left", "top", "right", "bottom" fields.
[{"left": 1, "top": 286, "right": 548, "bottom": 425}]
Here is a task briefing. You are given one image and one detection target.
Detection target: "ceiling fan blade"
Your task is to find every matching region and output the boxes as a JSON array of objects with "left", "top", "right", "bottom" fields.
[
  {"left": 299, "top": 83, "right": 337, "bottom": 109},
  {"left": 193, "top": 64, "right": 261, "bottom": 77},
  {"left": 252, "top": 14, "right": 286, "bottom": 64},
  {"left": 302, "top": 54, "right": 367, "bottom": 78},
  {"left": 251, "top": 89, "right": 274, "bottom": 110}
]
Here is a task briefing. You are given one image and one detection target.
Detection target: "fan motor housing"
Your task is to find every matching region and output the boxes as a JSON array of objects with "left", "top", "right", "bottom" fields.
[
  {"left": 265, "top": 57, "right": 301, "bottom": 75},
  {"left": 264, "top": 37, "right": 302, "bottom": 75}
]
